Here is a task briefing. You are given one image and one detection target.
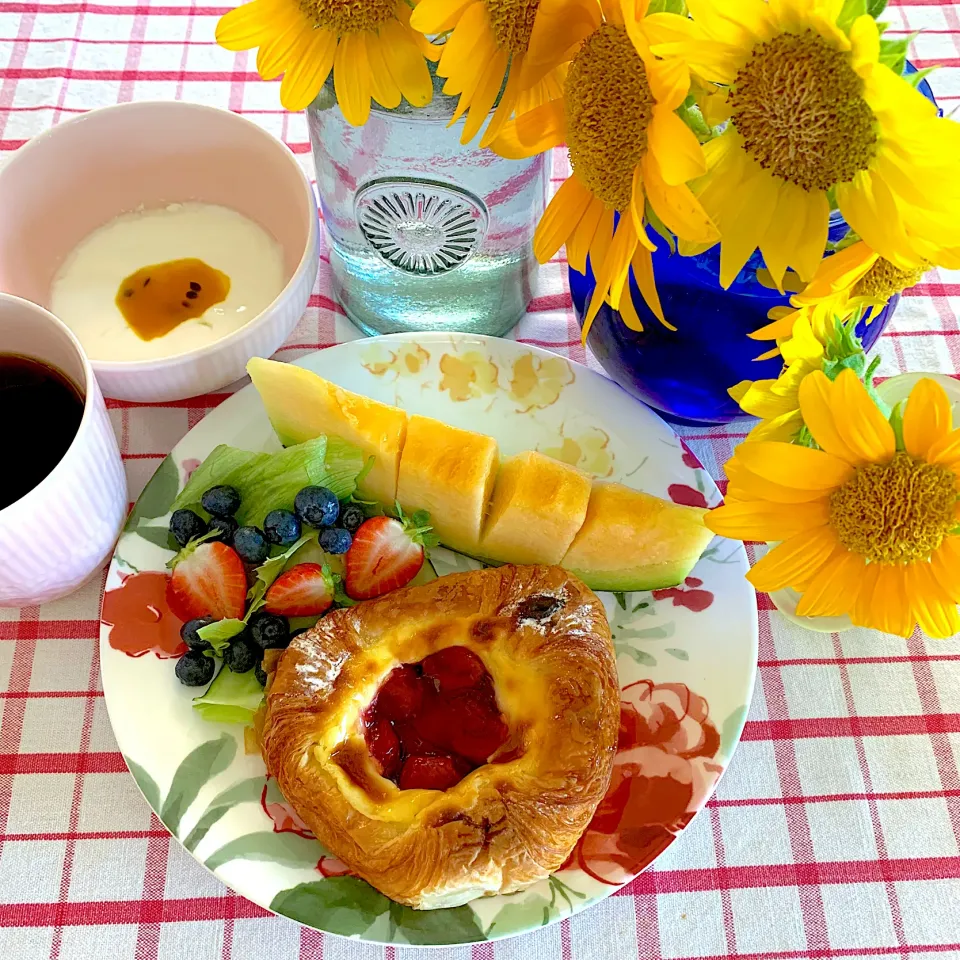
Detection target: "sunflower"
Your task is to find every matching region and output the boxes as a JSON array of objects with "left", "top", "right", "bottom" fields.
[
  {"left": 708, "top": 372, "right": 960, "bottom": 638},
  {"left": 729, "top": 313, "right": 825, "bottom": 443},
  {"left": 409, "top": 0, "right": 568, "bottom": 147},
  {"left": 646, "top": 3, "right": 960, "bottom": 290},
  {"left": 751, "top": 241, "right": 930, "bottom": 357},
  {"left": 490, "top": 0, "right": 719, "bottom": 336},
  {"left": 216, "top": 0, "right": 440, "bottom": 122}
]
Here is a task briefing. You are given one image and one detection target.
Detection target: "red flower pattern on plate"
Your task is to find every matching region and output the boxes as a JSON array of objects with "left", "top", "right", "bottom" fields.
[
  {"left": 102, "top": 571, "right": 186, "bottom": 658},
  {"left": 667, "top": 483, "right": 709, "bottom": 509},
  {"left": 181, "top": 458, "right": 202, "bottom": 483},
  {"left": 260, "top": 783, "right": 314, "bottom": 839},
  {"left": 679, "top": 440, "right": 702, "bottom": 471},
  {"left": 564, "top": 680, "right": 723, "bottom": 885},
  {"left": 316, "top": 855, "right": 354, "bottom": 878},
  {"left": 653, "top": 577, "right": 715, "bottom": 613}
]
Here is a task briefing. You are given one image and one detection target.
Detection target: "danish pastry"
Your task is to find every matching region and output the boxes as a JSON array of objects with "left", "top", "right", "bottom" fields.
[{"left": 261, "top": 564, "right": 619, "bottom": 909}]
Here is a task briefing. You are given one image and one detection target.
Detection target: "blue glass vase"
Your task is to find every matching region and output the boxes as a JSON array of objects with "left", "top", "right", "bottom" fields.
[{"left": 571, "top": 65, "right": 937, "bottom": 426}]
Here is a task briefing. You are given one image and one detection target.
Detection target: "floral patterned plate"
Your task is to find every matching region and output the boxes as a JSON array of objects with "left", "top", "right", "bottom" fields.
[{"left": 99, "top": 332, "right": 758, "bottom": 946}]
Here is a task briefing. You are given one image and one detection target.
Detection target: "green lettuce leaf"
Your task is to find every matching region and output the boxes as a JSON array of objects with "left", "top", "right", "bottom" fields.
[
  {"left": 170, "top": 436, "right": 365, "bottom": 529},
  {"left": 196, "top": 618, "right": 247, "bottom": 655},
  {"left": 193, "top": 665, "right": 264, "bottom": 725},
  {"left": 245, "top": 531, "right": 317, "bottom": 619}
]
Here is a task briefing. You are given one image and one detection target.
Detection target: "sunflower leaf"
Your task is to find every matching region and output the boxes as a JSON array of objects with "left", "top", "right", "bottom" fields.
[
  {"left": 838, "top": 0, "right": 867, "bottom": 33},
  {"left": 879, "top": 35, "right": 914, "bottom": 76},
  {"left": 648, "top": 0, "right": 687, "bottom": 13},
  {"left": 868, "top": 0, "right": 888, "bottom": 17}
]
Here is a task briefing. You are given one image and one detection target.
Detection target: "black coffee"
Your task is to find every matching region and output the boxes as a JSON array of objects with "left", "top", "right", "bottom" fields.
[{"left": 0, "top": 354, "right": 85, "bottom": 510}]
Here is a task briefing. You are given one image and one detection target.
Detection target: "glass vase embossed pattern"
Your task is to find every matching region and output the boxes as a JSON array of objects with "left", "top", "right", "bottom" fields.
[{"left": 308, "top": 80, "right": 548, "bottom": 337}]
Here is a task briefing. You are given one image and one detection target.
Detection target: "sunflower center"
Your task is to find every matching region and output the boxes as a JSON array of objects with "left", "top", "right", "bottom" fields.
[
  {"left": 729, "top": 30, "right": 878, "bottom": 192},
  {"left": 564, "top": 24, "right": 653, "bottom": 211},
  {"left": 853, "top": 258, "right": 929, "bottom": 302},
  {"left": 829, "top": 452, "right": 957, "bottom": 564},
  {"left": 485, "top": 0, "right": 540, "bottom": 53},
  {"left": 298, "top": 0, "right": 395, "bottom": 33}
]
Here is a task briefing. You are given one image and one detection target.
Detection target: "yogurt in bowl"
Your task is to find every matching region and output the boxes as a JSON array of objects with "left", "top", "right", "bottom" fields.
[{"left": 0, "top": 101, "right": 319, "bottom": 402}]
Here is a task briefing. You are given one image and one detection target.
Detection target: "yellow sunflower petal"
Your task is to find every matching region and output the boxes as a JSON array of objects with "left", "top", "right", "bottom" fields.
[
  {"left": 380, "top": 19, "right": 433, "bottom": 109},
  {"left": 584, "top": 214, "right": 637, "bottom": 332},
  {"left": 256, "top": 12, "right": 307, "bottom": 80},
  {"left": 647, "top": 106, "right": 706, "bottom": 185},
  {"left": 436, "top": 2, "right": 487, "bottom": 88},
  {"left": 331, "top": 32, "right": 370, "bottom": 125},
  {"left": 789, "top": 187, "right": 831, "bottom": 284},
  {"left": 870, "top": 563, "right": 915, "bottom": 638},
  {"left": 718, "top": 162, "right": 780, "bottom": 288},
  {"left": 480, "top": 53, "right": 524, "bottom": 148},
  {"left": 745, "top": 410, "right": 805, "bottom": 443},
  {"left": 619, "top": 284, "right": 645, "bottom": 332},
  {"left": 758, "top": 181, "right": 808, "bottom": 292},
  {"left": 588, "top": 206, "right": 616, "bottom": 280},
  {"left": 905, "top": 561, "right": 960, "bottom": 640},
  {"left": 280, "top": 27, "right": 338, "bottom": 113},
  {"left": 931, "top": 536, "right": 960, "bottom": 604},
  {"left": 409, "top": 0, "right": 476, "bottom": 32},
  {"left": 735, "top": 442, "right": 854, "bottom": 491},
  {"left": 926, "top": 426, "right": 960, "bottom": 471},
  {"left": 366, "top": 32, "right": 402, "bottom": 110},
  {"left": 903, "top": 378, "right": 955, "bottom": 460},
  {"left": 526, "top": 0, "right": 602, "bottom": 81},
  {"left": 832, "top": 368, "right": 896, "bottom": 466},
  {"left": 726, "top": 457, "right": 838, "bottom": 504},
  {"left": 746, "top": 526, "right": 839, "bottom": 593},
  {"left": 706, "top": 498, "right": 831, "bottom": 541},
  {"left": 489, "top": 99, "right": 566, "bottom": 160},
  {"left": 795, "top": 547, "right": 866, "bottom": 618},
  {"left": 461, "top": 48, "right": 509, "bottom": 144},
  {"left": 631, "top": 245, "right": 666, "bottom": 325},
  {"left": 216, "top": 0, "right": 284, "bottom": 50},
  {"left": 797, "top": 371, "right": 861, "bottom": 464},
  {"left": 642, "top": 155, "right": 718, "bottom": 246},
  {"left": 534, "top": 176, "right": 594, "bottom": 264},
  {"left": 794, "top": 240, "right": 877, "bottom": 304},
  {"left": 643, "top": 55, "right": 690, "bottom": 112},
  {"left": 568, "top": 194, "right": 606, "bottom": 274}
]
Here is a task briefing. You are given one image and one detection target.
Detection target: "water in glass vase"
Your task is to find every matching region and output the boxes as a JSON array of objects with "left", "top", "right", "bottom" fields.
[{"left": 308, "top": 75, "right": 548, "bottom": 337}]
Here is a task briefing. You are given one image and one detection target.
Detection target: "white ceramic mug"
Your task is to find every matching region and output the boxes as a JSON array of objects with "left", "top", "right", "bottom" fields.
[{"left": 0, "top": 293, "right": 127, "bottom": 606}]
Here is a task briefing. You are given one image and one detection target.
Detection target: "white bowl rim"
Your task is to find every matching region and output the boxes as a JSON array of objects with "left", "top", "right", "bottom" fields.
[{"left": 2, "top": 99, "right": 319, "bottom": 373}]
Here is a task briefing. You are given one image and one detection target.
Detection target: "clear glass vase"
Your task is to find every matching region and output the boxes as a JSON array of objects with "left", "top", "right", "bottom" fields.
[{"left": 307, "top": 76, "right": 548, "bottom": 338}]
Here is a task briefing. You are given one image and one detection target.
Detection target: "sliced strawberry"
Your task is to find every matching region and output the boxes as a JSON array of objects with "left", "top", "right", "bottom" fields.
[
  {"left": 166, "top": 541, "right": 246, "bottom": 621},
  {"left": 421, "top": 646, "right": 486, "bottom": 693},
  {"left": 365, "top": 719, "right": 401, "bottom": 780},
  {"left": 399, "top": 755, "right": 463, "bottom": 791},
  {"left": 373, "top": 664, "right": 426, "bottom": 721},
  {"left": 264, "top": 563, "right": 334, "bottom": 617},
  {"left": 344, "top": 515, "right": 428, "bottom": 600}
]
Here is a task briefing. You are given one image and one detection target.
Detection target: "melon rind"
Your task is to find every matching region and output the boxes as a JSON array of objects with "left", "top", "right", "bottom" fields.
[{"left": 561, "top": 482, "right": 715, "bottom": 592}]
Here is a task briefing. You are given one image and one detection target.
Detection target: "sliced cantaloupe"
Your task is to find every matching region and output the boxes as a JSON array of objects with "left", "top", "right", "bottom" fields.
[
  {"left": 561, "top": 482, "right": 714, "bottom": 592},
  {"left": 396, "top": 414, "right": 499, "bottom": 556},
  {"left": 246, "top": 358, "right": 407, "bottom": 506},
  {"left": 479, "top": 451, "right": 592, "bottom": 564}
]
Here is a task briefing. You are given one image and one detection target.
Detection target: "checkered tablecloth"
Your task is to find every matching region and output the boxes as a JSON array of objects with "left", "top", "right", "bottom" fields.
[{"left": 2, "top": 2, "right": 960, "bottom": 958}]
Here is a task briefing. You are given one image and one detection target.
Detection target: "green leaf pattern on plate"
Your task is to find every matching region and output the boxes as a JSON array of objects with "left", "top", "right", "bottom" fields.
[
  {"left": 159, "top": 734, "right": 236, "bottom": 836},
  {"left": 183, "top": 777, "right": 265, "bottom": 853},
  {"left": 205, "top": 831, "right": 323, "bottom": 871},
  {"left": 125, "top": 455, "right": 179, "bottom": 533}
]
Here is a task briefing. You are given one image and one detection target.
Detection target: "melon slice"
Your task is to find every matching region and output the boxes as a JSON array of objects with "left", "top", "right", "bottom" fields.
[
  {"left": 246, "top": 358, "right": 407, "bottom": 506},
  {"left": 396, "top": 414, "right": 499, "bottom": 556},
  {"left": 480, "top": 451, "right": 592, "bottom": 564},
  {"left": 561, "top": 482, "right": 714, "bottom": 591}
]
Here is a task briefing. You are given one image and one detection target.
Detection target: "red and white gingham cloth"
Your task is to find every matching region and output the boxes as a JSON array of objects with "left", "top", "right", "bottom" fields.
[{"left": 2, "top": 2, "right": 960, "bottom": 958}]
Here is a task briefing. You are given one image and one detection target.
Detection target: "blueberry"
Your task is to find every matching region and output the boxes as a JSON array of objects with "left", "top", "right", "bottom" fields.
[
  {"left": 263, "top": 509, "right": 301, "bottom": 546},
  {"left": 233, "top": 525, "right": 269, "bottom": 564},
  {"left": 201, "top": 485, "right": 241, "bottom": 518},
  {"left": 223, "top": 636, "right": 258, "bottom": 673},
  {"left": 249, "top": 612, "right": 290, "bottom": 651},
  {"left": 339, "top": 503, "right": 366, "bottom": 534},
  {"left": 319, "top": 527, "right": 352, "bottom": 555},
  {"left": 255, "top": 661, "right": 268, "bottom": 687},
  {"left": 175, "top": 650, "right": 216, "bottom": 686},
  {"left": 207, "top": 515, "right": 238, "bottom": 545},
  {"left": 294, "top": 485, "right": 340, "bottom": 527},
  {"left": 169, "top": 508, "right": 207, "bottom": 547},
  {"left": 180, "top": 616, "right": 216, "bottom": 652}
]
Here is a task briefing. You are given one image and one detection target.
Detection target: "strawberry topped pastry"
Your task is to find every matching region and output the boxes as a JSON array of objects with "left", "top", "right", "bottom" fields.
[{"left": 260, "top": 564, "right": 619, "bottom": 910}]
